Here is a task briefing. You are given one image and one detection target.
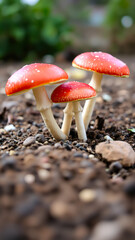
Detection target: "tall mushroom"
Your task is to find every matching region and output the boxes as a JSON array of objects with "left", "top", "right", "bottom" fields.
[
  {"left": 5, "top": 63, "right": 68, "bottom": 140},
  {"left": 72, "top": 52, "right": 130, "bottom": 131},
  {"left": 51, "top": 81, "right": 96, "bottom": 141}
]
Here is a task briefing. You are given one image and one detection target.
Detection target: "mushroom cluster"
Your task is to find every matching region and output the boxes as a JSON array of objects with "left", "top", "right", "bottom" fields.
[{"left": 5, "top": 51, "right": 130, "bottom": 142}]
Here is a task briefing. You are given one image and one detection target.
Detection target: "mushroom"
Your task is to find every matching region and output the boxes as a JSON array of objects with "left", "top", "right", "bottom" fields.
[
  {"left": 72, "top": 52, "right": 130, "bottom": 130},
  {"left": 51, "top": 81, "right": 96, "bottom": 141},
  {"left": 5, "top": 63, "right": 68, "bottom": 140}
]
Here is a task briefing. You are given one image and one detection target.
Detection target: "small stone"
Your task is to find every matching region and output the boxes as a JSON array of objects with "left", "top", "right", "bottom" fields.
[
  {"left": 104, "top": 135, "right": 113, "bottom": 141},
  {"left": 24, "top": 154, "right": 35, "bottom": 165},
  {"left": 17, "top": 130, "right": 23, "bottom": 136},
  {"left": 73, "top": 152, "right": 83, "bottom": 158},
  {"left": 0, "top": 128, "right": 6, "bottom": 134},
  {"left": 91, "top": 221, "right": 122, "bottom": 240},
  {"left": 50, "top": 201, "right": 75, "bottom": 220},
  {"left": 80, "top": 160, "right": 93, "bottom": 168},
  {"left": 78, "top": 142, "right": 88, "bottom": 147},
  {"left": 95, "top": 140, "right": 135, "bottom": 167},
  {"left": 1, "top": 157, "right": 16, "bottom": 169},
  {"left": 89, "top": 154, "right": 95, "bottom": 158},
  {"left": 36, "top": 145, "right": 52, "bottom": 153},
  {"left": 4, "top": 124, "right": 16, "bottom": 132},
  {"left": 109, "top": 161, "right": 122, "bottom": 174},
  {"left": 24, "top": 174, "right": 35, "bottom": 184},
  {"left": 102, "top": 93, "right": 112, "bottom": 102},
  {"left": 62, "top": 170, "right": 73, "bottom": 180},
  {"left": 9, "top": 150, "right": 15, "bottom": 156},
  {"left": 79, "top": 189, "right": 96, "bottom": 202},
  {"left": 38, "top": 169, "right": 50, "bottom": 180},
  {"left": 40, "top": 162, "right": 51, "bottom": 170},
  {"left": 35, "top": 134, "right": 45, "bottom": 143},
  {"left": 54, "top": 142, "right": 63, "bottom": 148},
  {"left": 23, "top": 137, "right": 35, "bottom": 146},
  {"left": 63, "top": 143, "right": 72, "bottom": 151}
]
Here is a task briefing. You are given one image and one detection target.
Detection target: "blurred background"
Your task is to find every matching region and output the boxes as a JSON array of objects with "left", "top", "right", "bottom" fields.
[{"left": 0, "top": 0, "right": 135, "bottom": 62}]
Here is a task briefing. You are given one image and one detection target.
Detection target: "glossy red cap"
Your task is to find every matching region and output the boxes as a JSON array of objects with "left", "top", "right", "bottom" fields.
[
  {"left": 72, "top": 52, "right": 130, "bottom": 77},
  {"left": 5, "top": 63, "right": 68, "bottom": 96},
  {"left": 51, "top": 81, "right": 96, "bottom": 103}
]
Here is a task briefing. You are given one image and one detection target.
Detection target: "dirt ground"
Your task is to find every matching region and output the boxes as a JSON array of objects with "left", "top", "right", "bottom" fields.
[{"left": 0, "top": 55, "right": 135, "bottom": 240}]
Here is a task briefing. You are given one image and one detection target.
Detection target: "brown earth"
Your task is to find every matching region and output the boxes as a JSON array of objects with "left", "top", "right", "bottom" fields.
[{"left": 0, "top": 55, "right": 135, "bottom": 240}]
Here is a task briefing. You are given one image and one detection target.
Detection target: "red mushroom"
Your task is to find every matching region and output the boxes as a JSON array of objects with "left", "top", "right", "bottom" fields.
[
  {"left": 5, "top": 63, "right": 68, "bottom": 140},
  {"left": 72, "top": 52, "right": 130, "bottom": 131},
  {"left": 51, "top": 81, "right": 96, "bottom": 141}
]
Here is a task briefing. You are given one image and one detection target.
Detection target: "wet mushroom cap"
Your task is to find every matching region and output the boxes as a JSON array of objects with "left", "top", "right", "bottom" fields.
[
  {"left": 72, "top": 52, "right": 130, "bottom": 77},
  {"left": 51, "top": 81, "right": 96, "bottom": 103},
  {"left": 5, "top": 63, "right": 68, "bottom": 96}
]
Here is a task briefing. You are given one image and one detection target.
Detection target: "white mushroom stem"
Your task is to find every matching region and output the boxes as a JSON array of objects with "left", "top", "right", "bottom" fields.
[
  {"left": 61, "top": 102, "right": 73, "bottom": 136},
  {"left": 73, "top": 101, "right": 87, "bottom": 141},
  {"left": 32, "top": 86, "right": 67, "bottom": 140},
  {"left": 83, "top": 72, "right": 103, "bottom": 131}
]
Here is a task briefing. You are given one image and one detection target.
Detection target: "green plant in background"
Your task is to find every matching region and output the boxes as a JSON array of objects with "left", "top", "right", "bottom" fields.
[
  {"left": 104, "top": 0, "right": 135, "bottom": 52},
  {"left": 0, "top": 0, "right": 72, "bottom": 60},
  {"left": 56, "top": 0, "right": 90, "bottom": 23}
]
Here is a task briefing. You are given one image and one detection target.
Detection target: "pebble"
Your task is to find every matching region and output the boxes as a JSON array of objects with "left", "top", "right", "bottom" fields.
[
  {"left": 50, "top": 201, "right": 75, "bottom": 220},
  {"left": 9, "top": 150, "right": 15, "bottom": 156},
  {"left": 80, "top": 160, "right": 93, "bottom": 168},
  {"left": 36, "top": 145, "right": 52, "bottom": 153},
  {"left": 0, "top": 128, "right": 6, "bottom": 134},
  {"left": 104, "top": 135, "right": 113, "bottom": 141},
  {"left": 73, "top": 152, "right": 83, "bottom": 158},
  {"left": 38, "top": 169, "right": 50, "bottom": 180},
  {"left": 23, "top": 136, "right": 35, "bottom": 146},
  {"left": 109, "top": 161, "right": 122, "bottom": 174},
  {"left": 24, "top": 174, "right": 35, "bottom": 184},
  {"left": 40, "top": 162, "right": 51, "bottom": 170},
  {"left": 4, "top": 124, "right": 16, "bottom": 132},
  {"left": 79, "top": 189, "right": 97, "bottom": 202},
  {"left": 89, "top": 154, "right": 95, "bottom": 159},
  {"left": 63, "top": 143, "right": 72, "bottom": 151},
  {"left": 17, "top": 130, "right": 23, "bottom": 136},
  {"left": 1, "top": 157, "right": 16, "bottom": 169},
  {"left": 62, "top": 170, "right": 73, "bottom": 180},
  {"left": 95, "top": 140, "right": 135, "bottom": 167},
  {"left": 54, "top": 142, "right": 63, "bottom": 148},
  {"left": 90, "top": 221, "right": 122, "bottom": 240},
  {"left": 102, "top": 93, "right": 112, "bottom": 102},
  {"left": 35, "top": 134, "right": 45, "bottom": 143}
]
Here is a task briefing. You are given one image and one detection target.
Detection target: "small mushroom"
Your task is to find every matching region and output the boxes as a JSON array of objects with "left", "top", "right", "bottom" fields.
[
  {"left": 5, "top": 63, "right": 68, "bottom": 140},
  {"left": 72, "top": 52, "right": 130, "bottom": 130},
  {"left": 51, "top": 81, "right": 96, "bottom": 141}
]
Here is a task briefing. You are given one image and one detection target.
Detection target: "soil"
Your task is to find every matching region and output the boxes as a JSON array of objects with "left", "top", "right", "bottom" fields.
[{"left": 0, "top": 56, "right": 135, "bottom": 240}]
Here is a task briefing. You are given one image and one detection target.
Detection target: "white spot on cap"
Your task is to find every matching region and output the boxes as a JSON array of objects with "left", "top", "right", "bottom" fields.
[
  {"left": 35, "top": 69, "right": 40, "bottom": 72},
  {"left": 31, "top": 80, "right": 34, "bottom": 83}
]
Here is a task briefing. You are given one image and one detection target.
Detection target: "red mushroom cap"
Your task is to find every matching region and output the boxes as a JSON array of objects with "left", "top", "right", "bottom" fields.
[
  {"left": 51, "top": 81, "right": 96, "bottom": 103},
  {"left": 72, "top": 52, "right": 130, "bottom": 77},
  {"left": 5, "top": 63, "right": 68, "bottom": 96}
]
